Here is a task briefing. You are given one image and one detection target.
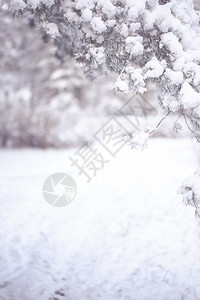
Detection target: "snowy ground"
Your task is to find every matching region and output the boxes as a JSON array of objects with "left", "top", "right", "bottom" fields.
[{"left": 0, "top": 138, "right": 200, "bottom": 300}]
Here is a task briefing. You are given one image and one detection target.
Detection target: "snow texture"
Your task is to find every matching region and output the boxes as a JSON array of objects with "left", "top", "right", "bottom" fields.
[{"left": 0, "top": 139, "right": 200, "bottom": 300}]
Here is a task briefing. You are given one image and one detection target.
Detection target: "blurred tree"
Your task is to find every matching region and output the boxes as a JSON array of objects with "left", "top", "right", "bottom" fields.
[{"left": 0, "top": 10, "right": 111, "bottom": 147}]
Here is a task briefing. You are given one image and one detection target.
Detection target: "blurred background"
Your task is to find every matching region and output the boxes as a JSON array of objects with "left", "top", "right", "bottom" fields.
[{"left": 0, "top": 10, "right": 124, "bottom": 148}]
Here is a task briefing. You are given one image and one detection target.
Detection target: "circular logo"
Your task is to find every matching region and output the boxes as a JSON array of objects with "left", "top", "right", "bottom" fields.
[{"left": 42, "top": 173, "right": 77, "bottom": 207}]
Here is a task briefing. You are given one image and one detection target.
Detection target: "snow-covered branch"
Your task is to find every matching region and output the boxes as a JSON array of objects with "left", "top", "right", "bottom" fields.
[{"left": 3, "top": 0, "right": 200, "bottom": 137}]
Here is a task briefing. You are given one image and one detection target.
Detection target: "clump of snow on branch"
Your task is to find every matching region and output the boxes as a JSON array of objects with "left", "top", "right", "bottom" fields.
[
  {"left": 178, "top": 169, "right": 200, "bottom": 217},
  {"left": 129, "top": 132, "right": 150, "bottom": 150},
  {"left": 42, "top": 22, "right": 61, "bottom": 38}
]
